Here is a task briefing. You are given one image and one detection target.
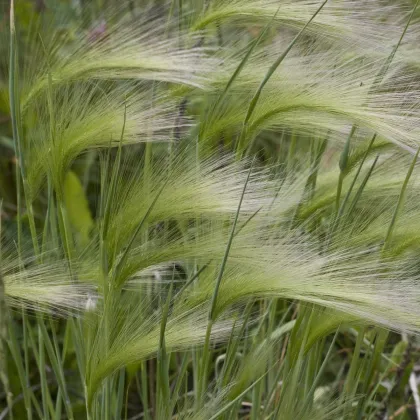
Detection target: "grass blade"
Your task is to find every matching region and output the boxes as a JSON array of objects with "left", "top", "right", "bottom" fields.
[
  {"left": 383, "top": 147, "right": 420, "bottom": 250},
  {"left": 241, "top": 0, "right": 329, "bottom": 154}
]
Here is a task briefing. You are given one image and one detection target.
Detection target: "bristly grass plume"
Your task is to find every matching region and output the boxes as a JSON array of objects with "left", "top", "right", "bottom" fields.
[{"left": 1, "top": 0, "right": 420, "bottom": 419}]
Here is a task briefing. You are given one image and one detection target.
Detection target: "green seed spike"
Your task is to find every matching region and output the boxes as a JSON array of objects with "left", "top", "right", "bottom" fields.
[
  {"left": 330, "top": 134, "right": 376, "bottom": 238},
  {"left": 336, "top": 125, "right": 357, "bottom": 213},
  {"left": 339, "top": 126, "right": 356, "bottom": 173},
  {"left": 345, "top": 154, "right": 379, "bottom": 218},
  {"left": 338, "top": 134, "right": 376, "bottom": 219}
]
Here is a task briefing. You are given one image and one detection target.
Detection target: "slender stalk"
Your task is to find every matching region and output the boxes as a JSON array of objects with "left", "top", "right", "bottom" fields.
[
  {"left": 242, "top": 0, "right": 329, "bottom": 154},
  {"left": 0, "top": 205, "right": 12, "bottom": 420},
  {"left": 9, "top": 0, "right": 22, "bottom": 253},
  {"left": 336, "top": 125, "right": 356, "bottom": 213},
  {"left": 383, "top": 147, "right": 420, "bottom": 251},
  {"left": 301, "top": 329, "right": 339, "bottom": 415},
  {"left": 373, "top": 0, "right": 420, "bottom": 88},
  {"left": 9, "top": 5, "right": 39, "bottom": 255},
  {"left": 345, "top": 155, "right": 379, "bottom": 218},
  {"left": 198, "top": 160, "right": 254, "bottom": 406}
]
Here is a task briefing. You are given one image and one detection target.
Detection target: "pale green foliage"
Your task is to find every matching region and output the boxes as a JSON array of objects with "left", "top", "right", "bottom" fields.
[
  {"left": 1, "top": 252, "right": 93, "bottom": 313},
  {"left": 63, "top": 171, "right": 94, "bottom": 246},
  {"left": 21, "top": 16, "right": 219, "bottom": 107},
  {"left": 106, "top": 155, "right": 275, "bottom": 256},
  {"left": 3, "top": 0, "right": 420, "bottom": 418},
  {"left": 200, "top": 48, "right": 420, "bottom": 152},
  {"left": 193, "top": 0, "right": 401, "bottom": 53},
  {"left": 178, "top": 222, "right": 420, "bottom": 333},
  {"left": 86, "top": 299, "right": 233, "bottom": 400},
  {"left": 25, "top": 83, "right": 182, "bottom": 199}
]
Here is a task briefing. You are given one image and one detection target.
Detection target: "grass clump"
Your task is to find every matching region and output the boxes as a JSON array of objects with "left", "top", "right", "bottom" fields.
[{"left": 1, "top": 0, "right": 420, "bottom": 419}]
